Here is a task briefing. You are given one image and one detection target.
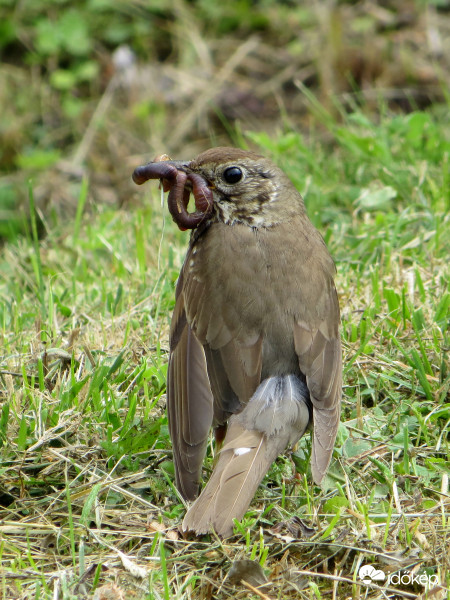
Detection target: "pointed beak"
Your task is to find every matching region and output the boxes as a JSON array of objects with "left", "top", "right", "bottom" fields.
[{"left": 160, "top": 159, "right": 191, "bottom": 171}]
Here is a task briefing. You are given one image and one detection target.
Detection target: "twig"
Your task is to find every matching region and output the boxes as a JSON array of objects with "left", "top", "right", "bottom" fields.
[
  {"left": 241, "top": 580, "right": 274, "bottom": 600},
  {"left": 47, "top": 448, "right": 159, "bottom": 510},
  {"left": 72, "top": 77, "right": 117, "bottom": 166},
  {"left": 169, "top": 37, "right": 259, "bottom": 149}
]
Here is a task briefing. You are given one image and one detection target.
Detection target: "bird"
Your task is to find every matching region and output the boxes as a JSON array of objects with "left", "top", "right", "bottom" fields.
[{"left": 164, "top": 146, "right": 342, "bottom": 537}]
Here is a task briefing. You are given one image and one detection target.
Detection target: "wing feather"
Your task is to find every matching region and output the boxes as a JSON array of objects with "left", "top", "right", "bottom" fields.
[
  {"left": 167, "top": 274, "right": 214, "bottom": 500},
  {"left": 294, "top": 284, "right": 342, "bottom": 484}
]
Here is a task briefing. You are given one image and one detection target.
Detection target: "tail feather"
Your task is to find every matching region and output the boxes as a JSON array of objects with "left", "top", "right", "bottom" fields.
[
  {"left": 182, "top": 375, "right": 311, "bottom": 537},
  {"left": 182, "top": 422, "right": 278, "bottom": 537}
]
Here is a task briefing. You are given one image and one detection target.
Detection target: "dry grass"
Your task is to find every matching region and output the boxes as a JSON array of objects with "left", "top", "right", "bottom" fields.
[
  {"left": 1, "top": 2, "right": 449, "bottom": 599},
  {"left": 1, "top": 188, "right": 448, "bottom": 598}
]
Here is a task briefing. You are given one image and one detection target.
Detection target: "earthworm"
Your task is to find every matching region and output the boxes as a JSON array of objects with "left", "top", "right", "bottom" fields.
[{"left": 132, "top": 159, "right": 213, "bottom": 230}]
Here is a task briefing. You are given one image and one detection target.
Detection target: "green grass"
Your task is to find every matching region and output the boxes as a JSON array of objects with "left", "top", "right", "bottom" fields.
[{"left": 0, "top": 105, "right": 449, "bottom": 599}]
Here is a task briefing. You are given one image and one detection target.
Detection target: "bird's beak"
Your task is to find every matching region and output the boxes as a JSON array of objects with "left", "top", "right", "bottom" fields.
[{"left": 160, "top": 159, "right": 192, "bottom": 171}]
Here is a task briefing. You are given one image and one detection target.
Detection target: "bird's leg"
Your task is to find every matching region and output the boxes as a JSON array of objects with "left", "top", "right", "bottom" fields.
[{"left": 210, "top": 424, "right": 228, "bottom": 468}]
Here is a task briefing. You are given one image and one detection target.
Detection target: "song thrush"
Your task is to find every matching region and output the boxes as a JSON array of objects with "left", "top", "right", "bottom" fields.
[{"left": 134, "top": 147, "right": 342, "bottom": 537}]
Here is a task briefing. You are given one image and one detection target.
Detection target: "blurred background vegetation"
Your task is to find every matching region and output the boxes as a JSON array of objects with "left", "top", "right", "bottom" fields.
[
  {"left": 1, "top": 0, "right": 449, "bottom": 241},
  {"left": 0, "top": 3, "right": 449, "bottom": 598}
]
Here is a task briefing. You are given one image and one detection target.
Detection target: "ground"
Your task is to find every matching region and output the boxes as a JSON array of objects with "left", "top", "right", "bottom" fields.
[{"left": 0, "top": 2, "right": 449, "bottom": 599}]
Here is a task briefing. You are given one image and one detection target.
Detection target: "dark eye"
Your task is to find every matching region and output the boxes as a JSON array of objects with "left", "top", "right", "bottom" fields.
[{"left": 222, "top": 166, "right": 243, "bottom": 184}]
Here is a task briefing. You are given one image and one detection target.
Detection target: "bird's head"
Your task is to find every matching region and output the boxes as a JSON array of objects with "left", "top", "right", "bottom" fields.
[{"left": 187, "top": 147, "right": 305, "bottom": 227}]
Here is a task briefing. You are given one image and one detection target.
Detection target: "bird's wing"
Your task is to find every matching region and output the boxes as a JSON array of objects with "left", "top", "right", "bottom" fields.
[
  {"left": 181, "top": 236, "right": 264, "bottom": 423},
  {"left": 293, "top": 276, "right": 342, "bottom": 484},
  {"left": 167, "top": 240, "right": 263, "bottom": 501},
  {"left": 166, "top": 268, "right": 214, "bottom": 501}
]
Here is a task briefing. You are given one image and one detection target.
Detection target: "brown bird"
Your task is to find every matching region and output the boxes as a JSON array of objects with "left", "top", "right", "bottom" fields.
[{"left": 156, "top": 147, "right": 341, "bottom": 537}]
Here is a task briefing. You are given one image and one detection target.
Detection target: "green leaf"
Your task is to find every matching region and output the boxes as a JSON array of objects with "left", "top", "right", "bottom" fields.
[
  {"left": 434, "top": 292, "right": 450, "bottom": 326},
  {"left": 35, "top": 18, "right": 63, "bottom": 55},
  {"left": 16, "top": 150, "right": 61, "bottom": 170},
  {"left": 323, "top": 496, "right": 349, "bottom": 513},
  {"left": 342, "top": 437, "right": 372, "bottom": 459},
  {"left": 59, "top": 11, "right": 92, "bottom": 56},
  {"left": 80, "top": 483, "right": 102, "bottom": 527},
  {"left": 0, "top": 403, "right": 10, "bottom": 448},
  {"left": 0, "top": 18, "right": 16, "bottom": 49},
  {"left": 405, "top": 113, "right": 430, "bottom": 147},
  {"left": 74, "top": 60, "right": 99, "bottom": 82},
  {"left": 16, "top": 415, "right": 28, "bottom": 450},
  {"left": 50, "top": 69, "right": 77, "bottom": 91},
  {"left": 355, "top": 186, "right": 397, "bottom": 210}
]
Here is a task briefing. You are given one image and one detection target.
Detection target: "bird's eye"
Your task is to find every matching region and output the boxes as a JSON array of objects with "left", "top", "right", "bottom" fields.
[{"left": 222, "top": 166, "right": 243, "bottom": 184}]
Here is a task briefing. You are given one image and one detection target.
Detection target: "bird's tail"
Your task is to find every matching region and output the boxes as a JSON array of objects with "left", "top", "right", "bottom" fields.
[{"left": 182, "top": 375, "right": 311, "bottom": 537}]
